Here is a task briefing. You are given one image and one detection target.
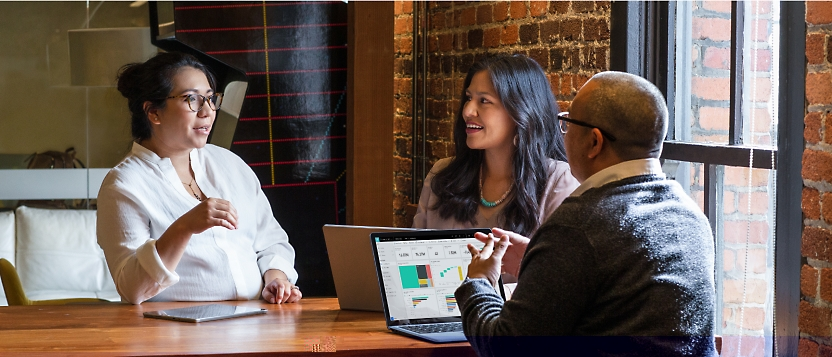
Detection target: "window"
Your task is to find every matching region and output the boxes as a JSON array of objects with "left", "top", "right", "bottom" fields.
[{"left": 611, "top": 1, "right": 804, "bottom": 356}]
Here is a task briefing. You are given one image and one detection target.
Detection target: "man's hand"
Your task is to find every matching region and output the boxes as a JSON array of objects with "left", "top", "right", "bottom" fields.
[
  {"left": 474, "top": 227, "right": 529, "bottom": 277},
  {"left": 466, "top": 233, "right": 509, "bottom": 288}
]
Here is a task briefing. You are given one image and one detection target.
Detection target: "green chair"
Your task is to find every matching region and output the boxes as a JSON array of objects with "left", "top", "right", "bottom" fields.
[{"left": 0, "top": 258, "right": 110, "bottom": 306}]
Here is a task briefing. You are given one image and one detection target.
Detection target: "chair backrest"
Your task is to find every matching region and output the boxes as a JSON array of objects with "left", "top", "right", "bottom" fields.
[
  {"left": 0, "top": 211, "right": 14, "bottom": 306},
  {"left": 15, "top": 206, "right": 118, "bottom": 301},
  {"left": 0, "top": 258, "right": 30, "bottom": 305}
]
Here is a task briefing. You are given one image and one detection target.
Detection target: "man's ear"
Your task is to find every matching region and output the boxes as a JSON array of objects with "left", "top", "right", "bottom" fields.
[
  {"left": 143, "top": 101, "right": 161, "bottom": 124},
  {"left": 586, "top": 128, "right": 605, "bottom": 159}
]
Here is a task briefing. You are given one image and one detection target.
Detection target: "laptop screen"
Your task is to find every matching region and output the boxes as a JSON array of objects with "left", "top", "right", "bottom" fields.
[{"left": 370, "top": 229, "right": 499, "bottom": 326}]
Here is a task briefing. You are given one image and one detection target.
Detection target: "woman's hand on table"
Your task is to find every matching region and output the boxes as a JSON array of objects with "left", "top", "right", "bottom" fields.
[
  {"left": 474, "top": 227, "right": 529, "bottom": 277},
  {"left": 178, "top": 198, "right": 239, "bottom": 234},
  {"left": 262, "top": 269, "right": 302, "bottom": 304}
]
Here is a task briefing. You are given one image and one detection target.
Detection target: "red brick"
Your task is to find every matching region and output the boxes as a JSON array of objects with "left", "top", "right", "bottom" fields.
[
  {"left": 723, "top": 220, "right": 768, "bottom": 244},
  {"left": 752, "top": 1, "right": 771, "bottom": 15},
  {"left": 724, "top": 166, "right": 769, "bottom": 186},
  {"left": 394, "top": 156, "right": 412, "bottom": 174},
  {"left": 736, "top": 248, "right": 767, "bottom": 274},
  {"left": 825, "top": 112, "right": 832, "bottom": 145},
  {"left": 572, "top": 1, "right": 594, "bottom": 13},
  {"left": 395, "top": 77, "right": 412, "bottom": 96},
  {"left": 750, "top": 19, "right": 769, "bottom": 42},
  {"left": 807, "top": 2, "right": 832, "bottom": 25},
  {"left": 468, "top": 29, "right": 483, "bottom": 49},
  {"left": 401, "top": 1, "right": 412, "bottom": 14},
  {"left": 398, "top": 36, "right": 412, "bottom": 55},
  {"left": 821, "top": 268, "right": 832, "bottom": 302},
  {"left": 738, "top": 191, "right": 769, "bottom": 215},
  {"left": 549, "top": 1, "right": 569, "bottom": 15},
  {"left": 803, "top": 149, "right": 832, "bottom": 182},
  {"left": 799, "top": 338, "right": 819, "bottom": 357},
  {"left": 431, "top": 12, "right": 446, "bottom": 30},
  {"left": 394, "top": 15, "right": 412, "bottom": 35},
  {"left": 483, "top": 26, "right": 501, "bottom": 48},
  {"left": 698, "top": 106, "right": 729, "bottom": 131},
  {"left": 530, "top": 1, "right": 548, "bottom": 17},
  {"left": 438, "top": 33, "right": 453, "bottom": 52},
  {"left": 804, "top": 264, "right": 819, "bottom": 298},
  {"left": 493, "top": 2, "right": 509, "bottom": 22},
  {"left": 529, "top": 48, "right": 549, "bottom": 70},
  {"left": 691, "top": 77, "right": 730, "bottom": 101},
  {"left": 702, "top": 0, "right": 731, "bottom": 14},
  {"left": 824, "top": 192, "right": 832, "bottom": 225},
  {"left": 750, "top": 49, "right": 772, "bottom": 71},
  {"left": 583, "top": 17, "right": 609, "bottom": 41},
  {"left": 428, "top": 35, "right": 438, "bottom": 52},
  {"left": 519, "top": 23, "right": 539, "bottom": 44},
  {"left": 804, "top": 226, "right": 832, "bottom": 262},
  {"left": 540, "top": 20, "right": 561, "bottom": 43},
  {"left": 724, "top": 190, "right": 736, "bottom": 214},
  {"left": 509, "top": 1, "right": 526, "bottom": 19},
  {"left": 561, "top": 18, "right": 582, "bottom": 41},
  {"left": 476, "top": 4, "right": 493, "bottom": 25},
  {"left": 722, "top": 278, "right": 768, "bottom": 304},
  {"left": 807, "top": 73, "right": 832, "bottom": 105},
  {"left": 692, "top": 17, "right": 731, "bottom": 42},
  {"left": 821, "top": 345, "right": 832, "bottom": 357},
  {"left": 800, "top": 300, "right": 832, "bottom": 336},
  {"left": 460, "top": 7, "right": 476, "bottom": 26},
  {"left": 804, "top": 187, "right": 822, "bottom": 220},
  {"left": 723, "top": 249, "right": 735, "bottom": 271},
  {"left": 743, "top": 307, "right": 766, "bottom": 331},
  {"left": 501, "top": 24, "right": 519, "bottom": 45},
  {"left": 829, "top": 36, "right": 832, "bottom": 64},
  {"left": 455, "top": 32, "right": 467, "bottom": 51},
  {"left": 394, "top": 1, "right": 403, "bottom": 15},
  {"left": 703, "top": 46, "right": 730, "bottom": 70}
]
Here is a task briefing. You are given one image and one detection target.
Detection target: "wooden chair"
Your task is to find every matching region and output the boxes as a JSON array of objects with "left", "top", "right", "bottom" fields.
[{"left": 0, "top": 258, "right": 110, "bottom": 306}]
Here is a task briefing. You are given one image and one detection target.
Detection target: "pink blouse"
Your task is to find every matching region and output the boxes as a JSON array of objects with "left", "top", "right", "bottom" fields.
[{"left": 412, "top": 158, "right": 579, "bottom": 235}]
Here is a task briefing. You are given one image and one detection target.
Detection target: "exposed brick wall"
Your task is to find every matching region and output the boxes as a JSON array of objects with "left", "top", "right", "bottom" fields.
[
  {"left": 801, "top": 1, "right": 832, "bottom": 354},
  {"left": 393, "top": 1, "right": 610, "bottom": 227}
]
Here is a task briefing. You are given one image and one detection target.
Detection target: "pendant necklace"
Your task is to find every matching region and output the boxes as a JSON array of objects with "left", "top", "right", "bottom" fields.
[{"left": 479, "top": 164, "right": 512, "bottom": 208}]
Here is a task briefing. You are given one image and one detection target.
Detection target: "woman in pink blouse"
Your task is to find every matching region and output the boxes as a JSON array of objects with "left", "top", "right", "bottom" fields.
[{"left": 413, "top": 54, "right": 579, "bottom": 242}]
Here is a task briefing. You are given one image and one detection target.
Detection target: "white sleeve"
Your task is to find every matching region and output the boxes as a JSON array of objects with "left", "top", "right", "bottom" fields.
[
  {"left": 96, "top": 183, "right": 179, "bottom": 304},
  {"left": 244, "top": 167, "right": 298, "bottom": 284}
]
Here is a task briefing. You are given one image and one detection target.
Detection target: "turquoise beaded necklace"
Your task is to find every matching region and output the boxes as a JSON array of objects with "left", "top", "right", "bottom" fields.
[{"left": 478, "top": 164, "right": 513, "bottom": 208}]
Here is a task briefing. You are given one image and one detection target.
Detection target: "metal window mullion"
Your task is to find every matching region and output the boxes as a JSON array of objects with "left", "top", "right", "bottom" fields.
[
  {"left": 410, "top": 2, "right": 428, "bottom": 204},
  {"left": 705, "top": 163, "right": 725, "bottom": 336},
  {"left": 729, "top": 1, "right": 745, "bottom": 145}
]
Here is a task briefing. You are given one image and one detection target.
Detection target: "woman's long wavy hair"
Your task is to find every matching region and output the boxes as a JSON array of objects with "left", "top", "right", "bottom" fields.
[{"left": 429, "top": 54, "right": 566, "bottom": 236}]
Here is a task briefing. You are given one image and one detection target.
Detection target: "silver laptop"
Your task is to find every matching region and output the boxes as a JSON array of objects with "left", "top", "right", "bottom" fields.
[
  {"left": 322, "top": 224, "right": 421, "bottom": 311},
  {"left": 370, "top": 229, "right": 505, "bottom": 343}
]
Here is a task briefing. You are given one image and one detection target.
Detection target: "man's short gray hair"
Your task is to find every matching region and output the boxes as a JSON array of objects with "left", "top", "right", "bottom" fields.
[{"left": 583, "top": 71, "right": 669, "bottom": 160}]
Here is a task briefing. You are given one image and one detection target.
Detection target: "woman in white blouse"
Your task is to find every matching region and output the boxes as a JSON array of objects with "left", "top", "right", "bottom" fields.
[{"left": 97, "top": 52, "right": 301, "bottom": 305}]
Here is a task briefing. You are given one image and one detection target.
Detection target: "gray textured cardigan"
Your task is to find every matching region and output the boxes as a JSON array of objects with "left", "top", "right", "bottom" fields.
[{"left": 455, "top": 175, "right": 717, "bottom": 357}]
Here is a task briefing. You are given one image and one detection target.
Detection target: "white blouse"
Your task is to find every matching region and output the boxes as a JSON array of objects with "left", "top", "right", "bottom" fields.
[{"left": 97, "top": 142, "right": 297, "bottom": 304}]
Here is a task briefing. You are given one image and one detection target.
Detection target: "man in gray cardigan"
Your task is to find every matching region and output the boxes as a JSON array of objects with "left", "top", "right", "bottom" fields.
[{"left": 455, "top": 71, "right": 716, "bottom": 356}]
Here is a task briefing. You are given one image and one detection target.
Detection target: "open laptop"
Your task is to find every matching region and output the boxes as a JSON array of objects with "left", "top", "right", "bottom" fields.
[
  {"left": 370, "top": 229, "right": 505, "bottom": 343},
  {"left": 322, "top": 225, "right": 421, "bottom": 311}
]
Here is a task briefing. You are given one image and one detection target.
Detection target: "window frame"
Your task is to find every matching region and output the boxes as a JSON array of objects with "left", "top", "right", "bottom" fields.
[{"left": 610, "top": 2, "right": 804, "bottom": 355}]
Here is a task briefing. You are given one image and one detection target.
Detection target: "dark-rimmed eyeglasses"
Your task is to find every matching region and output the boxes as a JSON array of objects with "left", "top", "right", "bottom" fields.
[
  {"left": 166, "top": 93, "right": 224, "bottom": 112},
  {"left": 557, "top": 112, "right": 617, "bottom": 141}
]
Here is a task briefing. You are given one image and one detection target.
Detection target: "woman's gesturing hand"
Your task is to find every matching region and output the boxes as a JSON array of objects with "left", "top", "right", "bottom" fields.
[{"left": 179, "top": 198, "right": 239, "bottom": 234}]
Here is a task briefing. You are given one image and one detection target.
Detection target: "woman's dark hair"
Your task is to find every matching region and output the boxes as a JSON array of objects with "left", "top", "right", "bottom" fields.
[
  {"left": 116, "top": 52, "right": 217, "bottom": 142},
  {"left": 429, "top": 54, "right": 566, "bottom": 236}
]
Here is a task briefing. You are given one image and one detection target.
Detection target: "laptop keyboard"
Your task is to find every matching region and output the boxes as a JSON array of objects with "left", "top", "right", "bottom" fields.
[{"left": 399, "top": 322, "right": 463, "bottom": 334}]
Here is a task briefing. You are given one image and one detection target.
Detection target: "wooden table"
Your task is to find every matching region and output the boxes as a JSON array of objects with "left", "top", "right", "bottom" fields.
[{"left": 0, "top": 298, "right": 476, "bottom": 356}]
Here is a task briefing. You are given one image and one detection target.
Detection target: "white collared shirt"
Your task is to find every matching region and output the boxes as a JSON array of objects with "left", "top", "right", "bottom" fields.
[
  {"left": 97, "top": 142, "right": 297, "bottom": 304},
  {"left": 570, "top": 158, "right": 666, "bottom": 197}
]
